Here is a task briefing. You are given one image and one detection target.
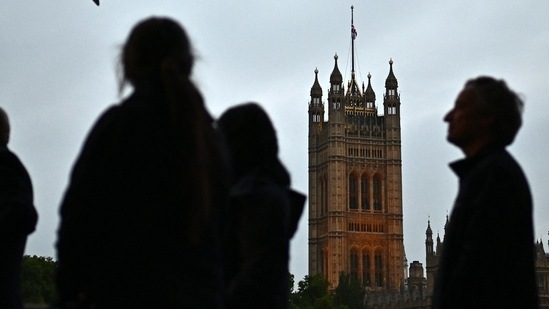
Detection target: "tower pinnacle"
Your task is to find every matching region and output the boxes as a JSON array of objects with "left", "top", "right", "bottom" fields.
[
  {"left": 329, "top": 54, "right": 343, "bottom": 86},
  {"left": 385, "top": 58, "right": 398, "bottom": 89},
  {"left": 310, "top": 68, "right": 322, "bottom": 97}
]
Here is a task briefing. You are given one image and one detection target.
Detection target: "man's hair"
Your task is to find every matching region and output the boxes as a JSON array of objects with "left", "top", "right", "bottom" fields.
[
  {"left": 0, "top": 107, "right": 9, "bottom": 145},
  {"left": 465, "top": 76, "right": 524, "bottom": 147}
]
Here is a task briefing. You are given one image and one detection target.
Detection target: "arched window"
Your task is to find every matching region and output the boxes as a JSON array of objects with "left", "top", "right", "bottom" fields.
[
  {"left": 375, "top": 252, "right": 383, "bottom": 287},
  {"left": 363, "top": 252, "right": 371, "bottom": 287},
  {"left": 320, "top": 176, "right": 325, "bottom": 215},
  {"left": 350, "top": 250, "right": 358, "bottom": 280},
  {"left": 373, "top": 175, "right": 382, "bottom": 211},
  {"left": 323, "top": 177, "right": 328, "bottom": 214},
  {"left": 313, "top": 97, "right": 320, "bottom": 106},
  {"left": 361, "top": 175, "right": 369, "bottom": 210},
  {"left": 349, "top": 174, "right": 358, "bottom": 210}
]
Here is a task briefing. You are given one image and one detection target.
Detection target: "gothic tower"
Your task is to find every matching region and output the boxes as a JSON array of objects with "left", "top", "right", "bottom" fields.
[
  {"left": 425, "top": 216, "right": 449, "bottom": 297},
  {"left": 308, "top": 6, "right": 405, "bottom": 291},
  {"left": 425, "top": 220, "right": 437, "bottom": 296}
]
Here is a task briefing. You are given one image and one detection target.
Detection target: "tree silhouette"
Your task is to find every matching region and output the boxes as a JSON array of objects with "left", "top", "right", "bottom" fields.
[
  {"left": 21, "top": 255, "right": 57, "bottom": 304},
  {"left": 333, "top": 272, "right": 366, "bottom": 309}
]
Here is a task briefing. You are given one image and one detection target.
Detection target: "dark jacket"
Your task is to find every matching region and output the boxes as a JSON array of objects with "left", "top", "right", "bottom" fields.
[
  {"left": 0, "top": 144, "right": 38, "bottom": 309},
  {"left": 222, "top": 163, "right": 305, "bottom": 309},
  {"left": 56, "top": 89, "right": 227, "bottom": 308},
  {"left": 432, "top": 148, "right": 538, "bottom": 309}
]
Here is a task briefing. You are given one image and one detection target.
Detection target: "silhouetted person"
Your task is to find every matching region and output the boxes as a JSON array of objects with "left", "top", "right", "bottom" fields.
[
  {"left": 432, "top": 77, "right": 538, "bottom": 308},
  {"left": 56, "top": 17, "right": 228, "bottom": 308},
  {"left": 0, "top": 107, "right": 38, "bottom": 309},
  {"left": 217, "top": 103, "right": 305, "bottom": 309}
]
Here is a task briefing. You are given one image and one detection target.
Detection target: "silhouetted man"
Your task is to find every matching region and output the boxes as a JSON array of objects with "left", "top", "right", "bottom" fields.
[
  {"left": 0, "top": 107, "right": 38, "bottom": 309},
  {"left": 432, "top": 77, "right": 538, "bottom": 308}
]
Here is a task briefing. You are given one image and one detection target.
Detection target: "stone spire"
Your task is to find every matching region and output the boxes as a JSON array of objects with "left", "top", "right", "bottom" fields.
[
  {"left": 365, "top": 72, "right": 376, "bottom": 107},
  {"left": 385, "top": 58, "right": 398, "bottom": 90},
  {"left": 330, "top": 54, "right": 343, "bottom": 86},
  {"left": 310, "top": 68, "right": 322, "bottom": 97}
]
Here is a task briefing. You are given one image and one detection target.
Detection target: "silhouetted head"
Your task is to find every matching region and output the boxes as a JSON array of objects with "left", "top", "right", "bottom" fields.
[
  {"left": 0, "top": 107, "right": 9, "bottom": 145},
  {"left": 120, "top": 17, "right": 193, "bottom": 91},
  {"left": 444, "top": 76, "right": 523, "bottom": 156},
  {"left": 465, "top": 76, "right": 523, "bottom": 147},
  {"left": 218, "top": 103, "right": 279, "bottom": 177}
]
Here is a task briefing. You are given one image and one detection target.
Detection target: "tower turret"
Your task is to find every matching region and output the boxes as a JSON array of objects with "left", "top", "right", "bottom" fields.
[
  {"left": 309, "top": 68, "right": 324, "bottom": 130},
  {"left": 330, "top": 54, "right": 343, "bottom": 87},
  {"left": 385, "top": 58, "right": 398, "bottom": 90},
  {"left": 311, "top": 68, "right": 323, "bottom": 97},
  {"left": 383, "top": 58, "right": 401, "bottom": 143},
  {"left": 364, "top": 73, "right": 376, "bottom": 110},
  {"left": 384, "top": 58, "right": 400, "bottom": 116},
  {"left": 436, "top": 233, "right": 443, "bottom": 255},
  {"left": 328, "top": 54, "right": 344, "bottom": 123},
  {"left": 426, "top": 220, "right": 434, "bottom": 257}
]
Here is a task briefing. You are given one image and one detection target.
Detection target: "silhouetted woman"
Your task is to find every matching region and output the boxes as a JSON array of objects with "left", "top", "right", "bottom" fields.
[
  {"left": 56, "top": 17, "right": 227, "bottom": 308},
  {"left": 217, "top": 103, "right": 305, "bottom": 309}
]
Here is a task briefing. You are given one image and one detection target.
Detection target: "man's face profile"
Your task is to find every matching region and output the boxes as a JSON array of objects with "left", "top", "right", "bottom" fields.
[{"left": 443, "top": 87, "right": 488, "bottom": 151}]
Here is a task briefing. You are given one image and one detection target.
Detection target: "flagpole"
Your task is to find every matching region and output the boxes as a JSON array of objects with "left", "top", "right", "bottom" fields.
[{"left": 351, "top": 5, "right": 355, "bottom": 74}]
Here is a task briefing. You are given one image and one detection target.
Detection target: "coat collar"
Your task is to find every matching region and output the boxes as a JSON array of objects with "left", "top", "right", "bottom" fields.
[{"left": 449, "top": 146, "right": 505, "bottom": 178}]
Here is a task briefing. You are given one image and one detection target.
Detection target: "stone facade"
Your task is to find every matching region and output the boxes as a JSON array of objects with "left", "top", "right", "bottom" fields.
[{"left": 307, "top": 13, "right": 405, "bottom": 290}]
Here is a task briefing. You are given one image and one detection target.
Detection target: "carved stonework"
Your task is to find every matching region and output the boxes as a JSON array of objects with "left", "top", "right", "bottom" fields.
[{"left": 308, "top": 51, "right": 404, "bottom": 291}]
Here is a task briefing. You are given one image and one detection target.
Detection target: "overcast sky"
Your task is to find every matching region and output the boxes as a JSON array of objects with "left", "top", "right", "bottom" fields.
[{"left": 2, "top": 1, "right": 549, "bottom": 284}]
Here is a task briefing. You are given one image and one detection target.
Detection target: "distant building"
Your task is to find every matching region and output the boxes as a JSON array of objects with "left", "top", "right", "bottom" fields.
[
  {"left": 425, "top": 219, "right": 549, "bottom": 309},
  {"left": 307, "top": 6, "right": 405, "bottom": 291},
  {"left": 536, "top": 239, "right": 549, "bottom": 307},
  {"left": 424, "top": 217, "right": 448, "bottom": 298}
]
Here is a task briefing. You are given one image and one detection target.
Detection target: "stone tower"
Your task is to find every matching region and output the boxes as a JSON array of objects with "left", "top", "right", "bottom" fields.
[
  {"left": 425, "top": 220, "right": 437, "bottom": 296},
  {"left": 308, "top": 6, "right": 405, "bottom": 291}
]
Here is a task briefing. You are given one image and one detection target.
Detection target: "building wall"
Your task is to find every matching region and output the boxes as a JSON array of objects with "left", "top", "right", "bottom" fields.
[{"left": 308, "top": 59, "right": 404, "bottom": 291}]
